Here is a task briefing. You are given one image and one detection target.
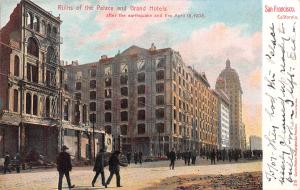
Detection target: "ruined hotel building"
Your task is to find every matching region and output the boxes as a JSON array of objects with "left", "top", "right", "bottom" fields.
[
  {"left": 66, "top": 44, "right": 219, "bottom": 156},
  {"left": 0, "top": 0, "right": 102, "bottom": 160}
]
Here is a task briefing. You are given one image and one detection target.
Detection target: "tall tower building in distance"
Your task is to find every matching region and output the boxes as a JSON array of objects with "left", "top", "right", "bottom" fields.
[{"left": 215, "top": 59, "right": 243, "bottom": 149}]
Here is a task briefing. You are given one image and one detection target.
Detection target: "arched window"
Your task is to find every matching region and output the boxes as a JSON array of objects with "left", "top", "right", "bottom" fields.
[
  {"left": 64, "top": 102, "right": 69, "bottom": 121},
  {"left": 137, "top": 124, "right": 145, "bottom": 134},
  {"left": 41, "top": 21, "right": 46, "bottom": 34},
  {"left": 13, "top": 89, "right": 18, "bottom": 112},
  {"left": 34, "top": 16, "right": 40, "bottom": 32},
  {"left": 120, "top": 125, "right": 127, "bottom": 135},
  {"left": 26, "top": 12, "right": 33, "bottom": 28},
  {"left": 27, "top": 38, "right": 39, "bottom": 58},
  {"left": 46, "top": 97, "right": 50, "bottom": 117},
  {"left": 14, "top": 55, "right": 20, "bottom": 77},
  {"left": 105, "top": 112, "right": 112, "bottom": 122},
  {"left": 26, "top": 93, "right": 31, "bottom": 114},
  {"left": 47, "top": 24, "right": 51, "bottom": 36},
  {"left": 33, "top": 95, "right": 38, "bottom": 115},
  {"left": 53, "top": 27, "right": 57, "bottom": 37},
  {"left": 90, "top": 102, "right": 96, "bottom": 112}
]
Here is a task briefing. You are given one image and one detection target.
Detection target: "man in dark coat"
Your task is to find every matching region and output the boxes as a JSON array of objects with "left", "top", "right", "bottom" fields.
[
  {"left": 57, "top": 145, "right": 75, "bottom": 190},
  {"left": 187, "top": 151, "right": 191, "bottom": 165},
  {"left": 134, "top": 152, "right": 138, "bottom": 164},
  {"left": 105, "top": 151, "right": 127, "bottom": 188},
  {"left": 138, "top": 151, "right": 143, "bottom": 164},
  {"left": 169, "top": 148, "right": 176, "bottom": 170},
  {"left": 210, "top": 149, "right": 216, "bottom": 165},
  {"left": 126, "top": 152, "right": 131, "bottom": 165},
  {"left": 92, "top": 148, "right": 106, "bottom": 187},
  {"left": 3, "top": 152, "right": 11, "bottom": 174}
]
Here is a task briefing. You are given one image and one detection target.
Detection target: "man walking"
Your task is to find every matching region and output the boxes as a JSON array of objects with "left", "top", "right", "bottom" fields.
[
  {"left": 134, "top": 152, "right": 138, "bottom": 164},
  {"left": 57, "top": 145, "right": 75, "bottom": 190},
  {"left": 126, "top": 152, "right": 131, "bottom": 165},
  {"left": 138, "top": 151, "right": 143, "bottom": 164},
  {"left": 169, "top": 148, "right": 176, "bottom": 170},
  {"left": 3, "top": 152, "right": 11, "bottom": 174},
  {"left": 92, "top": 148, "right": 106, "bottom": 187},
  {"left": 191, "top": 150, "right": 197, "bottom": 165},
  {"left": 210, "top": 149, "right": 216, "bottom": 165},
  {"left": 105, "top": 151, "right": 127, "bottom": 188}
]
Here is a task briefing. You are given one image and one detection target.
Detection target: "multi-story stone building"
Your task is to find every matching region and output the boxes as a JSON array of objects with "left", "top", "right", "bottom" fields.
[
  {"left": 0, "top": 0, "right": 102, "bottom": 161},
  {"left": 215, "top": 59, "right": 243, "bottom": 149},
  {"left": 66, "top": 44, "right": 218, "bottom": 156},
  {"left": 213, "top": 89, "right": 230, "bottom": 149}
]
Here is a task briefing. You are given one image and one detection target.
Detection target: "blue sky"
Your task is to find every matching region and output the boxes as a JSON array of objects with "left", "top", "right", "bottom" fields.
[{"left": 1, "top": 0, "right": 262, "bottom": 138}]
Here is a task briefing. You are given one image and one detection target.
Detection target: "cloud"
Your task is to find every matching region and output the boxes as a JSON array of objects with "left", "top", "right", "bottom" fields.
[{"left": 175, "top": 23, "right": 261, "bottom": 68}]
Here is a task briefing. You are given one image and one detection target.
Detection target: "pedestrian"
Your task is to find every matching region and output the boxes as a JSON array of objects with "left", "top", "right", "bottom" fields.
[
  {"left": 187, "top": 151, "right": 191, "bottom": 165},
  {"left": 57, "top": 145, "right": 75, "bottom": 190},
  {"left": 15, "top": 153, "right": 21, "bottom": 173},
  {"left": 126, "top": 152, "right": 131, "bottom": 165},
  {"left": 210, "top": 149, "right": 216, "bottom": 165},
  {"left": 138, "top": 151, "right": 143, "bottom": 164},
  {"left": 105, "top": 151, "right": 127, "bottom": 188},
  {"left": 3, "top": 152, "right": 11, "bottom": 174},
  {"left": 222, "top": 148, "right": 226, "bottom": 162},
  {"left": 92, "top": 148, "right": 106, "bottom": 187},
  {"left": 134, "top": 152, "right": 138, "bottom": 164},
  {"left": 191, "top": 150, "right": 196, "bottom": 165},
  {"left": 169, "top": 148, "right": 176, "bottom": 170}
]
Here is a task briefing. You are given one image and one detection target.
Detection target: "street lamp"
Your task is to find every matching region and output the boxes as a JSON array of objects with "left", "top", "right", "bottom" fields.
[{"left": 89, "top": 113, "right": 96, "bottom": 161}]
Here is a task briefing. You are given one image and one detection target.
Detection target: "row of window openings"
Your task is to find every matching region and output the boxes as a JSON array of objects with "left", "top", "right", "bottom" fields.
[
  {"left": 75, "top": 80, "right": 96, "bottom": 90},
  {"left": 13, "top": 90, "right": 52, "bottom": 117},
  {"left": 104, "top": 108, "right": 164, "bottom": 122},
  {"left": 105, "top": 123, "right": 165, "bottom": 135},
  {"left": 104, "top": 57, "right": 166, "bottom": 77},
  {"left": 104, "top": 83, "right": 164, "bottom": 99},
  {"left": 104, "top": 70, "right": 164, "bottom": 87},
  {"left": 71, "top": 95, "right": 165, "bottom": 114},
  {"left": 104, "top": 96, "right": 164, "bottom": 110},
  {"left": 26, "top": 12, "right": 58, "bottom": 37}
]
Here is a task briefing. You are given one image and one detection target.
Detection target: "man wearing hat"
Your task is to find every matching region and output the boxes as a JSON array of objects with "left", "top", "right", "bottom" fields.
[
  {"left": 92, "top": 147, "right": 107, "bottom": 187},
  {"left": 105, "top": 150, "right": 127, "bottom": 188},
  {"left": 57, "top": 145, "right": 75, "bottom": 190}
]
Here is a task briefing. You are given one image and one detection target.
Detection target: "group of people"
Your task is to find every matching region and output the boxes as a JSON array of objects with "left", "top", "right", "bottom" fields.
[
  {"left": 203, "top": 148, "right": 243, "bottom": 164},
  {"left": 166, "top": 148, "right": 261, "bottom": 168},
  {"left": 2, "top": 152, "right": 22, "bottom": 174},
  {"left": 126, "top": 151, "right": 143, "bottom": 165},
  {"left": 56, "top": 145, "right": 127, "bottom": 190}
]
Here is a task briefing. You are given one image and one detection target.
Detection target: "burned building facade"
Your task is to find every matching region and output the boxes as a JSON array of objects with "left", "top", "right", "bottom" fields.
[
  {"left": 66, "top": 45, "right": 218, "bottom": 156},
  {"left": 0, "top": 0, "right": 63, "bottom": 160}
]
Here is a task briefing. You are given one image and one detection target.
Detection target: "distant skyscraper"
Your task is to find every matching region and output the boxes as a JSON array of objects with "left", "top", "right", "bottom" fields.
[{"left": 215, "top": 59, "right": 243, "bottom": 149}]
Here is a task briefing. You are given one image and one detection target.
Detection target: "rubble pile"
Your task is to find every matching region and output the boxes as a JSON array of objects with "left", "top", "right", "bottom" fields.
[{"left": 175, "top": 172, "right": 262, "bottom": 190}]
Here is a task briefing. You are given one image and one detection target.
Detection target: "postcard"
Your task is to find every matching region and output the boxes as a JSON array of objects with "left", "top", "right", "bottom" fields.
[{"left": 0, "top": 0, "right": 299, "bottom": 189}]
